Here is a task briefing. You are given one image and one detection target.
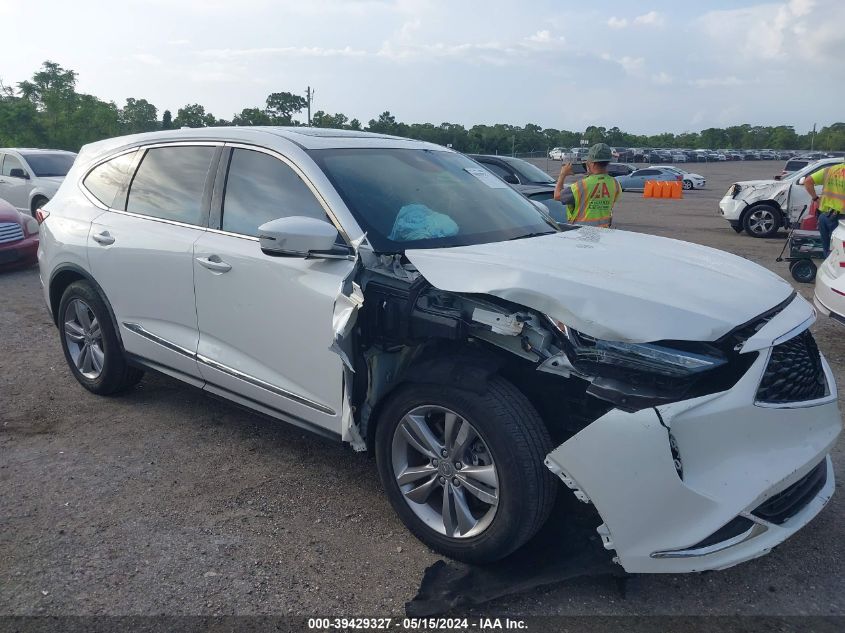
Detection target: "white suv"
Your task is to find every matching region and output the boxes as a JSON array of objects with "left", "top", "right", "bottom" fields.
[
  {"left": 719, "top": 158, "right": 844, "bottom": 237},
  {"left": 39, "top": 127, "right": 841, "bottom": 571}
]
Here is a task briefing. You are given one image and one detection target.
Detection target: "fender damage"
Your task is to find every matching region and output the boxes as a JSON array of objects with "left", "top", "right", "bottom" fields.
[{"left": 330, "top": 231, "right": 841, "bottom": 573}]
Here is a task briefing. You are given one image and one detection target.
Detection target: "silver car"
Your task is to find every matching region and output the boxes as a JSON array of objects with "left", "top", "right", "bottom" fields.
[{"left": 0, "top": 148, "right": 77, "bottom": 217}]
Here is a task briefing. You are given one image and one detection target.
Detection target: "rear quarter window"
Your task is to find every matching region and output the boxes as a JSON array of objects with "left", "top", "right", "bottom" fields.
[{"left": 83, "top": 150, "right": 138, "bottom": 208}]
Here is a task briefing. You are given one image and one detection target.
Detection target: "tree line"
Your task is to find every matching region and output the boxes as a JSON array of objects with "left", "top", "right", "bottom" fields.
[{"left": 1, "top": 61, "right": 843, "bottom": 154}]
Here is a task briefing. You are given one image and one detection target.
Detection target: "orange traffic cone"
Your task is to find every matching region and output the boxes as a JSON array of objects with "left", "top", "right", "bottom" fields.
[
  {"left": 672, "top": 180, "right": 683, "bottom": 199},
  {"left": 643, "top": 180, "right": 654, "bottom": 198}
]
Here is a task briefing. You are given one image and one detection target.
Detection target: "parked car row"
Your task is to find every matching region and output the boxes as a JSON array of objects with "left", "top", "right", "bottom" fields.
[{"left": 547, "top": 146, "right": 838, "bottom": 165}]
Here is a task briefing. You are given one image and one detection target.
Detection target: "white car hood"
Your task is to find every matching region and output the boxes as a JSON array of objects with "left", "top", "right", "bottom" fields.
[{"left": 405, "top": 229, "right": 794, "bottom": 343}]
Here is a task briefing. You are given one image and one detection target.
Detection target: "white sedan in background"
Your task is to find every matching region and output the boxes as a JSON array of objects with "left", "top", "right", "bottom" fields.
[
  {"left": 814, "top": 221, "right": 845, "bottom": 325},
  {"left": 650, "top": 165, "right": 706, "bottom": 190}
]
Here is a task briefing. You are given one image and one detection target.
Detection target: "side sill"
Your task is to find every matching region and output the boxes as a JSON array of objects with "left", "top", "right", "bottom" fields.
[{"left": 124, "top": 353, "right": 342, "bottom": 444}]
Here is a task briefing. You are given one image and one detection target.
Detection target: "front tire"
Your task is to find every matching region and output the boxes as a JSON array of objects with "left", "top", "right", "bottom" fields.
[
  {"left": 743, "top": 203, "right": 781, "bottom": 238},
  {"left": 375, "top": 377, "right": 556, "bottom": 564},
  {"left": 683, "top": 179, "right": 693, "bottom": 190},
  {"left": 58, "top": 281, "right": 143, "bottom": 395}
]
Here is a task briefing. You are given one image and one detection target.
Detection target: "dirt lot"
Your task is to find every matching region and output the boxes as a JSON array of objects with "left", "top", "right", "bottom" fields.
[{"left": 1, "top": 160, "right": 843, "bottom": 617}]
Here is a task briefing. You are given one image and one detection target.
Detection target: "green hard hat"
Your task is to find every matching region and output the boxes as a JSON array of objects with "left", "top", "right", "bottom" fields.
[{"left": 586, "top": 143, "right": 612, "bottom": 162}]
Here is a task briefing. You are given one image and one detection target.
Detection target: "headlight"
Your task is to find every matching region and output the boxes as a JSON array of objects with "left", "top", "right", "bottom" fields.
[
  {"left": 24, "top": 216, "right": 39, "bottom": 235},
  {"left": 551, "top": 322, "right": 727, "bottom": 378}
]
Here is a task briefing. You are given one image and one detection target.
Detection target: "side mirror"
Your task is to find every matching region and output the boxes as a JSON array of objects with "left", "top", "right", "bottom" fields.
[
  {"left": 797, "top": 177, "right": 806, "bottom": 185},
  {"left": 258, "top": 216, "right": 345, "bottom": 258},
  {"left": 9, "top": 168, "right": 29, "bottom": 179}
]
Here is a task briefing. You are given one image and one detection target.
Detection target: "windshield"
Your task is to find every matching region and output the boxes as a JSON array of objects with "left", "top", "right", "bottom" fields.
[
  {"left": 310, "top": 148, "right": 555, "bottom": 252},
  {"left": 20, "top": 152, "right": 76, "bottom": 177},
  {"left": 499, "top": 157, "right": 555, "bottom": 184}
]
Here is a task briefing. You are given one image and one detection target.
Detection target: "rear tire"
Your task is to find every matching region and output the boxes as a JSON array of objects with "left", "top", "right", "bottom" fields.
[
  {"left": 375, "top": 377, "right": 557, "bottom": 564},
  {"left": 58, "top": 281, "right": 144, "bottom": 395}
]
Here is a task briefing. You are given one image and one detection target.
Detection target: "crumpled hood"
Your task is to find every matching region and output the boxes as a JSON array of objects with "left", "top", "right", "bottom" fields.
[
  {"left": 736, "top": 179, "right": 789, "bottom": 201},
  {"left": 405, "top": 229, "right": 794, "bottom": 343}
]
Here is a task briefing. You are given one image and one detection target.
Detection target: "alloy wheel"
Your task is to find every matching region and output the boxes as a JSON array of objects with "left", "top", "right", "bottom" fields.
[
  {"left": 63, "top": 299, "right": 105, "bottom": 380},
  {"left": 391, "top": 405, "right": 499, "bottom": 539},
  {"left": 748, "top": 208, "right": 776, "bottom": 235}
]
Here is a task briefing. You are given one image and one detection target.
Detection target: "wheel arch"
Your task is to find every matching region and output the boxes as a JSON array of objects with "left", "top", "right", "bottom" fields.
[
  {"left": 49, "top": 264, "right": 125, "bottom": 352},
  {"left": 30, "top": 194, "right": 49, "bottom": 216},
  {"left": 362, "top": 343, "right": 509, "bottom": 453}
]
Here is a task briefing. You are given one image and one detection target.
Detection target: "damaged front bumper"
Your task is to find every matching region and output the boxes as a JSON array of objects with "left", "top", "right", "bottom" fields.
[{"left": 545, "top": 345, "right": 841, "bottom": 573}]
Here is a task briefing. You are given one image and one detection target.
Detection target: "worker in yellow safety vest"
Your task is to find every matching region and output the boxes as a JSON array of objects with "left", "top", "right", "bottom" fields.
[
  {"left": 805, "top": 162, "right": 845, "bottom": 257},
  {"left": 553, "top": 143, "right": 622, "bottom": 228}
]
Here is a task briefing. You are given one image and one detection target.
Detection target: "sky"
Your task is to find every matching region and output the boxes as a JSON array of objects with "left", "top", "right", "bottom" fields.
[{"left": 1, "top": 0, "right": 842, "bottom": 134}]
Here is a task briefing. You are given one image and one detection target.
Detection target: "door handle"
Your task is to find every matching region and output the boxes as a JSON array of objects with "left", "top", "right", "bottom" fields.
[
  {"left": 196, "top": 255, "right": 232, "bottom": 273},
  {"left": 92, "top": 230, "right": 115, "bottom": 245}
]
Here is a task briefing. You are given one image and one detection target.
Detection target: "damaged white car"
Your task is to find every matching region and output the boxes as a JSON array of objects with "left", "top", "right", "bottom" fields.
[
  {"left": 719, "top": 157, "right": 843, "bottom": 237},
  {"left": 39, "top": 128, "right": 841, "bottom": 573}
]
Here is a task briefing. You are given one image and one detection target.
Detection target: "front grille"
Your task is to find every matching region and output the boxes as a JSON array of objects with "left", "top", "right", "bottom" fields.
[
  {"left": 756, "top": 330, "right": 826, "bottom": 403},
  {"left": 0, "top": 222, "right": 24, "bottom": 245},
  {"left": 753, "top": 459, "right": 828, "bottom": 525}
]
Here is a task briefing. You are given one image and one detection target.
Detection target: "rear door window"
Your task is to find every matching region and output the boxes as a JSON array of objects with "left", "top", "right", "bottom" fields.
[
  {"left": 83, "top": 150, "right": 138, "bottom": 208},
  {"left": 220, "top": 148, "right": 328, "bottom": 237},
  {"left": 126, "top": 146, "right": 216, "bottom": 225}
]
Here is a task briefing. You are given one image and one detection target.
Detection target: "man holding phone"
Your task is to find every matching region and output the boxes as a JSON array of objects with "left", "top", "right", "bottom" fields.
[{"left": 553, "top": 143, "right": 621, "bottom": 228}]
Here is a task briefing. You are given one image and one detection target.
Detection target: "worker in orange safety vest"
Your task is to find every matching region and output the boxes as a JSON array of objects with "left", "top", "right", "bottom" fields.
[{"left": 553, "top": 143, "right": 622, "bottom": 228}]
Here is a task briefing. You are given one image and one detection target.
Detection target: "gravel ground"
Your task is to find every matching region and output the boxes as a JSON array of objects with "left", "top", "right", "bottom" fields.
[{"left": 1, "top": 160, "right": 843, "bottom": 618}]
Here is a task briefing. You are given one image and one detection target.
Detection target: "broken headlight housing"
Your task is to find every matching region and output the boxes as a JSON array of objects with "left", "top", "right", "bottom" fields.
[
  {"left": 562, "top": 327, "right": 727, "bottom": 378},
  {"left": 548, "top": 320, "right": 749, "bottom": 411}
]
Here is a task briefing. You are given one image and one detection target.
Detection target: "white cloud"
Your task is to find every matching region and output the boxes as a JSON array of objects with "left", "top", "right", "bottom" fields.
[
  {"left": 633, "top": 10, "right": 665, "bottom": 26},
  {"left": 607, "top": 16, "right": 628, "bottom": 29},
  {"left": 197, "top": 46, "right": 367, "bottom": 59},
  {"left": 698, "top": 0, "right": 836, "bottom": 62},
  {"left": 689, "top": 76, "right": 744, "bottom": 87},
  {"left": 133, "top": 53, "right": 163, "bottom": 65},
  {"left": 527, "top": 29, "right": 551, "bottom": 43},
  {"left": 652, "top": 71, "right": 673, "bottom": 85}
]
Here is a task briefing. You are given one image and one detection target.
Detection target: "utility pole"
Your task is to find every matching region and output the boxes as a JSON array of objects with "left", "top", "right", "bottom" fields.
[
  {"left": 306, "top": 86, "right": 314, "bottom": 126},
  {"left": 810, "top": 122, "right": 816, "bottom": 151}
]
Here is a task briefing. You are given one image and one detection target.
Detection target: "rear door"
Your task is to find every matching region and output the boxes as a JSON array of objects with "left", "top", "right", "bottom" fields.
[
  {"left": 0, "top": 154, "right": 33, "bottom": 212},
  {"left": 87, "top": 143, "right": 221, "bottom": 382},
  {"left": 192, "top": 146, "right": 352, "bottom": 434}
]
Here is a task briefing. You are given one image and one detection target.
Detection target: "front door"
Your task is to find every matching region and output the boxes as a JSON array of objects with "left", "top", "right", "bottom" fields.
[
  {"left": 193, "top": 147, "right": 353, "bottom": 434},
  {"left": 87, "top": 144, "right": 221, "bottom": 382}
]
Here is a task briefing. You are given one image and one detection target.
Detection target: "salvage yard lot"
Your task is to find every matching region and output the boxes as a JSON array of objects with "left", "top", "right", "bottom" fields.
[{"left": 1, "top": 160, "right": 843, "bottom": 617}]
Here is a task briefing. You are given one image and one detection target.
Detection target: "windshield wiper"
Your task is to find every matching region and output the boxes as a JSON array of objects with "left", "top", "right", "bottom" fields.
[{"left": 509, "top": 231, "right": 556, "bottom": 241}]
